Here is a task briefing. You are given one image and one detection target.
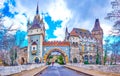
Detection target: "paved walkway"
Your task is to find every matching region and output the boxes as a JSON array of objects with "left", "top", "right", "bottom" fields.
[
  {"left": 65, "top": 65, "right": 120, "bottom": 76},
  {"left": 35, "top": 63, "right": 90, "bottom": 76},
  {"left": 11, "top": 65, "right": 48, "bottom": 76}
]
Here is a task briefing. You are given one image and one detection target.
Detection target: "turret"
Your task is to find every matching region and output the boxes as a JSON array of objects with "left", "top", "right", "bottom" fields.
[
  {"left": 27, "top": 19, "right": 31, "bottom": 30},
  {"left": 65, "top": 27, "right": 69, "bottom": 41}
]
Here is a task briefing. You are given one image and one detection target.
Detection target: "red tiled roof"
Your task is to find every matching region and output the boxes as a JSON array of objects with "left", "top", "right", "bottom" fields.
[
  {"left": 70, "top": 29, "right": 79, "bottom": 36},
  {"left": 70, "top": 28, "right": 96, "bottom": 38},
  {"left": 43, "top": 41, "right": 70, "bottom": 46}
]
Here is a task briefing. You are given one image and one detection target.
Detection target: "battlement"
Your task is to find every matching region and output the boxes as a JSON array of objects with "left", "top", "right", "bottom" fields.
[{"left": 43, "top": 41, "right": 70, "bottom": 46}]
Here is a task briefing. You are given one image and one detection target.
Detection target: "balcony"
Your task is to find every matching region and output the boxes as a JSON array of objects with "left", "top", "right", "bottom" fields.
[{"left": 31, "top": 50, "right": 37, "bottom": 55}]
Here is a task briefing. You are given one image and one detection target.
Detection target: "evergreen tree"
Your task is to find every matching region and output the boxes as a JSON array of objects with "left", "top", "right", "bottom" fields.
[
  {"left": 96, "top": 46, "right": 99, "bottom": 64},
  {"left": 104, "top": 50, "right": 107, "bottom": 65}
]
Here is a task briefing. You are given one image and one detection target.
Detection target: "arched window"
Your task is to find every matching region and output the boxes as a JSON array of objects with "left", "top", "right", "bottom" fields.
[
  {"left": 73, "top": 57, "right": 77, "bottom": 63},
  {"left": 76, "top": 42, "right": 78, "bottom": 47},
  {"left": 35, "top": 57, "right": 39, "bottom": 63},
  {"left": 84, "top": 55, "right": 88, "bottom": 61},
  {"left": 72, "top": 42, "right": 75, "bottom": 46},
  {"left": 90, "top": 55, "right": 92, "bottom": 60},
  {"left": 21, "top": 57, "right": 25, "bottom": 64}
]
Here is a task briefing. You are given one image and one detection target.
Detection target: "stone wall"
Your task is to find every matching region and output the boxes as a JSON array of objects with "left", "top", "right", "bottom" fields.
[
  {"left": 67, "top": 63, "right": 120, "bottom": 73},
  {"left": 0, "top": 63, "right": 45, "bottom": 76}
]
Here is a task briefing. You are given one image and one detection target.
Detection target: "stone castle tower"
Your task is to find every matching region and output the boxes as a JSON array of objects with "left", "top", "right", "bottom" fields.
[
  {"left": 92, "top": 19, "right": 103, "bottom": 63},
  {"left": 27, "top": 4, "right": 45, "bottom": 63}
]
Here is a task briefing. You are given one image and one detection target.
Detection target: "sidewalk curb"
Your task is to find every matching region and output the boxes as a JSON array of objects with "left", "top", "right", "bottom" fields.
[{"left": 11, "top": 65, "right": 48, "bottom": 76}]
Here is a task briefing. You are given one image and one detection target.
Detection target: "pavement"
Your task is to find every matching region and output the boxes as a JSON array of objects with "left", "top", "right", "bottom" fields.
[
  {"left": 11, "top": 65, "right": 48, "bottom": 76},
  {"left": 35, "top": 63, "right": 90, "bottom": 76},
  {"left": 10, "top": 63, "right": 120, "bottom": 76},
  {"left": 65, "top": 65, "right": 120, "bottom": 76}
]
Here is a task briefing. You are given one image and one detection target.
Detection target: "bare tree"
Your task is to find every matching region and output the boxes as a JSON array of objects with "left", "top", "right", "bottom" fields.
[
  {"left": 0, "top": 13, "right": 18, "bottom": 65},
  {"left": 105, "top": 0, "right": 120, "bottom": 35},
  {"left": 105, "top": 0, "right": 120, "bottom": 64}
]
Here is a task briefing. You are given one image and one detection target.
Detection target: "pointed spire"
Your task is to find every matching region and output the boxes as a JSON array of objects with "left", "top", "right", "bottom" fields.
[
  {"left": 66, "top": 26, "right": 68, "bottom": 33},
  {"left": 95, "top": 19, "right": 100, "bottom": 28},
  {"left": 36, "top": 0, "right": 39, "bottom": 15},
  {"left": 92, "top": 19, "right": 102, "bottom": 31},
  {"left": 27, "top": 18, "right": 30, "bottom": 25}
]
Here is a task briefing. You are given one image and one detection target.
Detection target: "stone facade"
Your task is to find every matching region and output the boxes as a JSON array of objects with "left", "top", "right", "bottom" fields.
[
  {"left": 65, "top": 19, "right": 103, "bottom": 63},
  {"left": 25, "top": 4, "right": 103, "bottom": 64},
  {"left": 17, "top": 46, "right": 27, "bottom": 65}
]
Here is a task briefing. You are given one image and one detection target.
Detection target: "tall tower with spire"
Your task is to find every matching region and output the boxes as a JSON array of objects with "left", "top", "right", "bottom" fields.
[
  {"left": 92, "top": 19, "right": 103, "bottom": 64},
  {"left": 27, "top": 2, "right": 45, "bottom": 63},
  {"left": 36, "top": 3, "right": 39, "bottom": 15},
  {"left": 65, "top": 27, "right": 69, "bottom": 41}
]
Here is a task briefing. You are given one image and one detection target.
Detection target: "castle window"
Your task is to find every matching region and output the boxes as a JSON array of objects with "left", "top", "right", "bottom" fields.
[
  {"left": 31, "top": 31, "right": 32, "bottom": 33},
  {"left": 33, "top": 47, "right": 35, "bottom": 50},
  {"left": 37, "top": 30, "right": 38, "bottom": 32},
  {"left": 24, "top": 49, "right": 27, "bottom": 53},
  {"left": 31, "top": 40, "right": 33, "bottom": 42},
  {"left": 90, "top": 55, "right": 92, "bottom": 60},
  {"left": 84, "top": 55, "right": 88, "bottom": 61}
]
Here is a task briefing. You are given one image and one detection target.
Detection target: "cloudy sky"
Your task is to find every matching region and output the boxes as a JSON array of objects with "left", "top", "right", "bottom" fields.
[{"left": 0, "top": 0, "right": 114, "bottom": 45}]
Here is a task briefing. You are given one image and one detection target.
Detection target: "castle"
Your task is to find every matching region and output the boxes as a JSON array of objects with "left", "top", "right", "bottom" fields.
[{"left": 18, "top": 4, "right": 103, "bottom": 64}]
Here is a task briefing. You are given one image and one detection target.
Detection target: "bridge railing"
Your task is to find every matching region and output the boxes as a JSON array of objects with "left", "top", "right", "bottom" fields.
[
  {"left": 66, "top": 63, "right": 120, "bottom": 73},
  {"left": 0, "top": 63, "right": 45, "bottom": 76}
]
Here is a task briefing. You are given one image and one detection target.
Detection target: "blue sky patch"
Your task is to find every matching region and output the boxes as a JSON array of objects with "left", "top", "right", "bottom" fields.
[{"left": 44, "top": 14, "right": 62, "bottom": 40}]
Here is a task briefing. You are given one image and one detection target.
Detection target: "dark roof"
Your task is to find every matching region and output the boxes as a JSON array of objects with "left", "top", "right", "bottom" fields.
[
  {"left": 92, "top": 19, "right": 102, "bottom": 31},
  {"left": 32, "top": 42, "right": 37, "bottom": 45},
  {"left": 29, "top": 24, "right": 41, "bottom": 30},
  {"left": 70, "top": 28, "right": 91, "bottom": 37}
]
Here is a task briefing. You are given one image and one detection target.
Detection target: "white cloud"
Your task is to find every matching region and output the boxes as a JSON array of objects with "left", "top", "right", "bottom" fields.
[
  {"left": 44, "top": 21, "right": 49, "bottom": 30},
  {"left": 13, "top": 14, "right": 27, "bottom": 31},
  {"left": 45, "top": 0, "right": 72, "bottom": 41},
  {"left": 47, "top": 0, "right": 72, "bottom": 21},
  {"left": 101, "top": 22, "right": 113, "bottom": 36},
  {"left": 3, "top": 14, "right": 27, "bottom": 33},
  {"left": 48, "top": 37, "right": 63, "bottom": 41},
  {"left": 1, "top": 0, "right": 115, "bottom": 42},
  {"left": 53, "top": 27, "right": 65, "bottom": 41},
  {"left": 0, "top": 0, "right": 5, "bottom": 8}
]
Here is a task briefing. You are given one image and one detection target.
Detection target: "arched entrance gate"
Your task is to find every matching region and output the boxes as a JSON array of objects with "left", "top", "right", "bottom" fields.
[
  {"left": 43, "top": 41, "right": 70, "bottom": 63},
  {"left": 43, "top": 48, "right": 69, "bottom": 63}
]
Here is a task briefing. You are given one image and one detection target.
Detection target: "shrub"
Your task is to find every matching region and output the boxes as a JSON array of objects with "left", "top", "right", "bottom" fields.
[
  {"left": 84, "top": 61, "right": 89, "bottom": 64},
  {"left": 46, "top": 62, "right": 51, "bottom": 65}
]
